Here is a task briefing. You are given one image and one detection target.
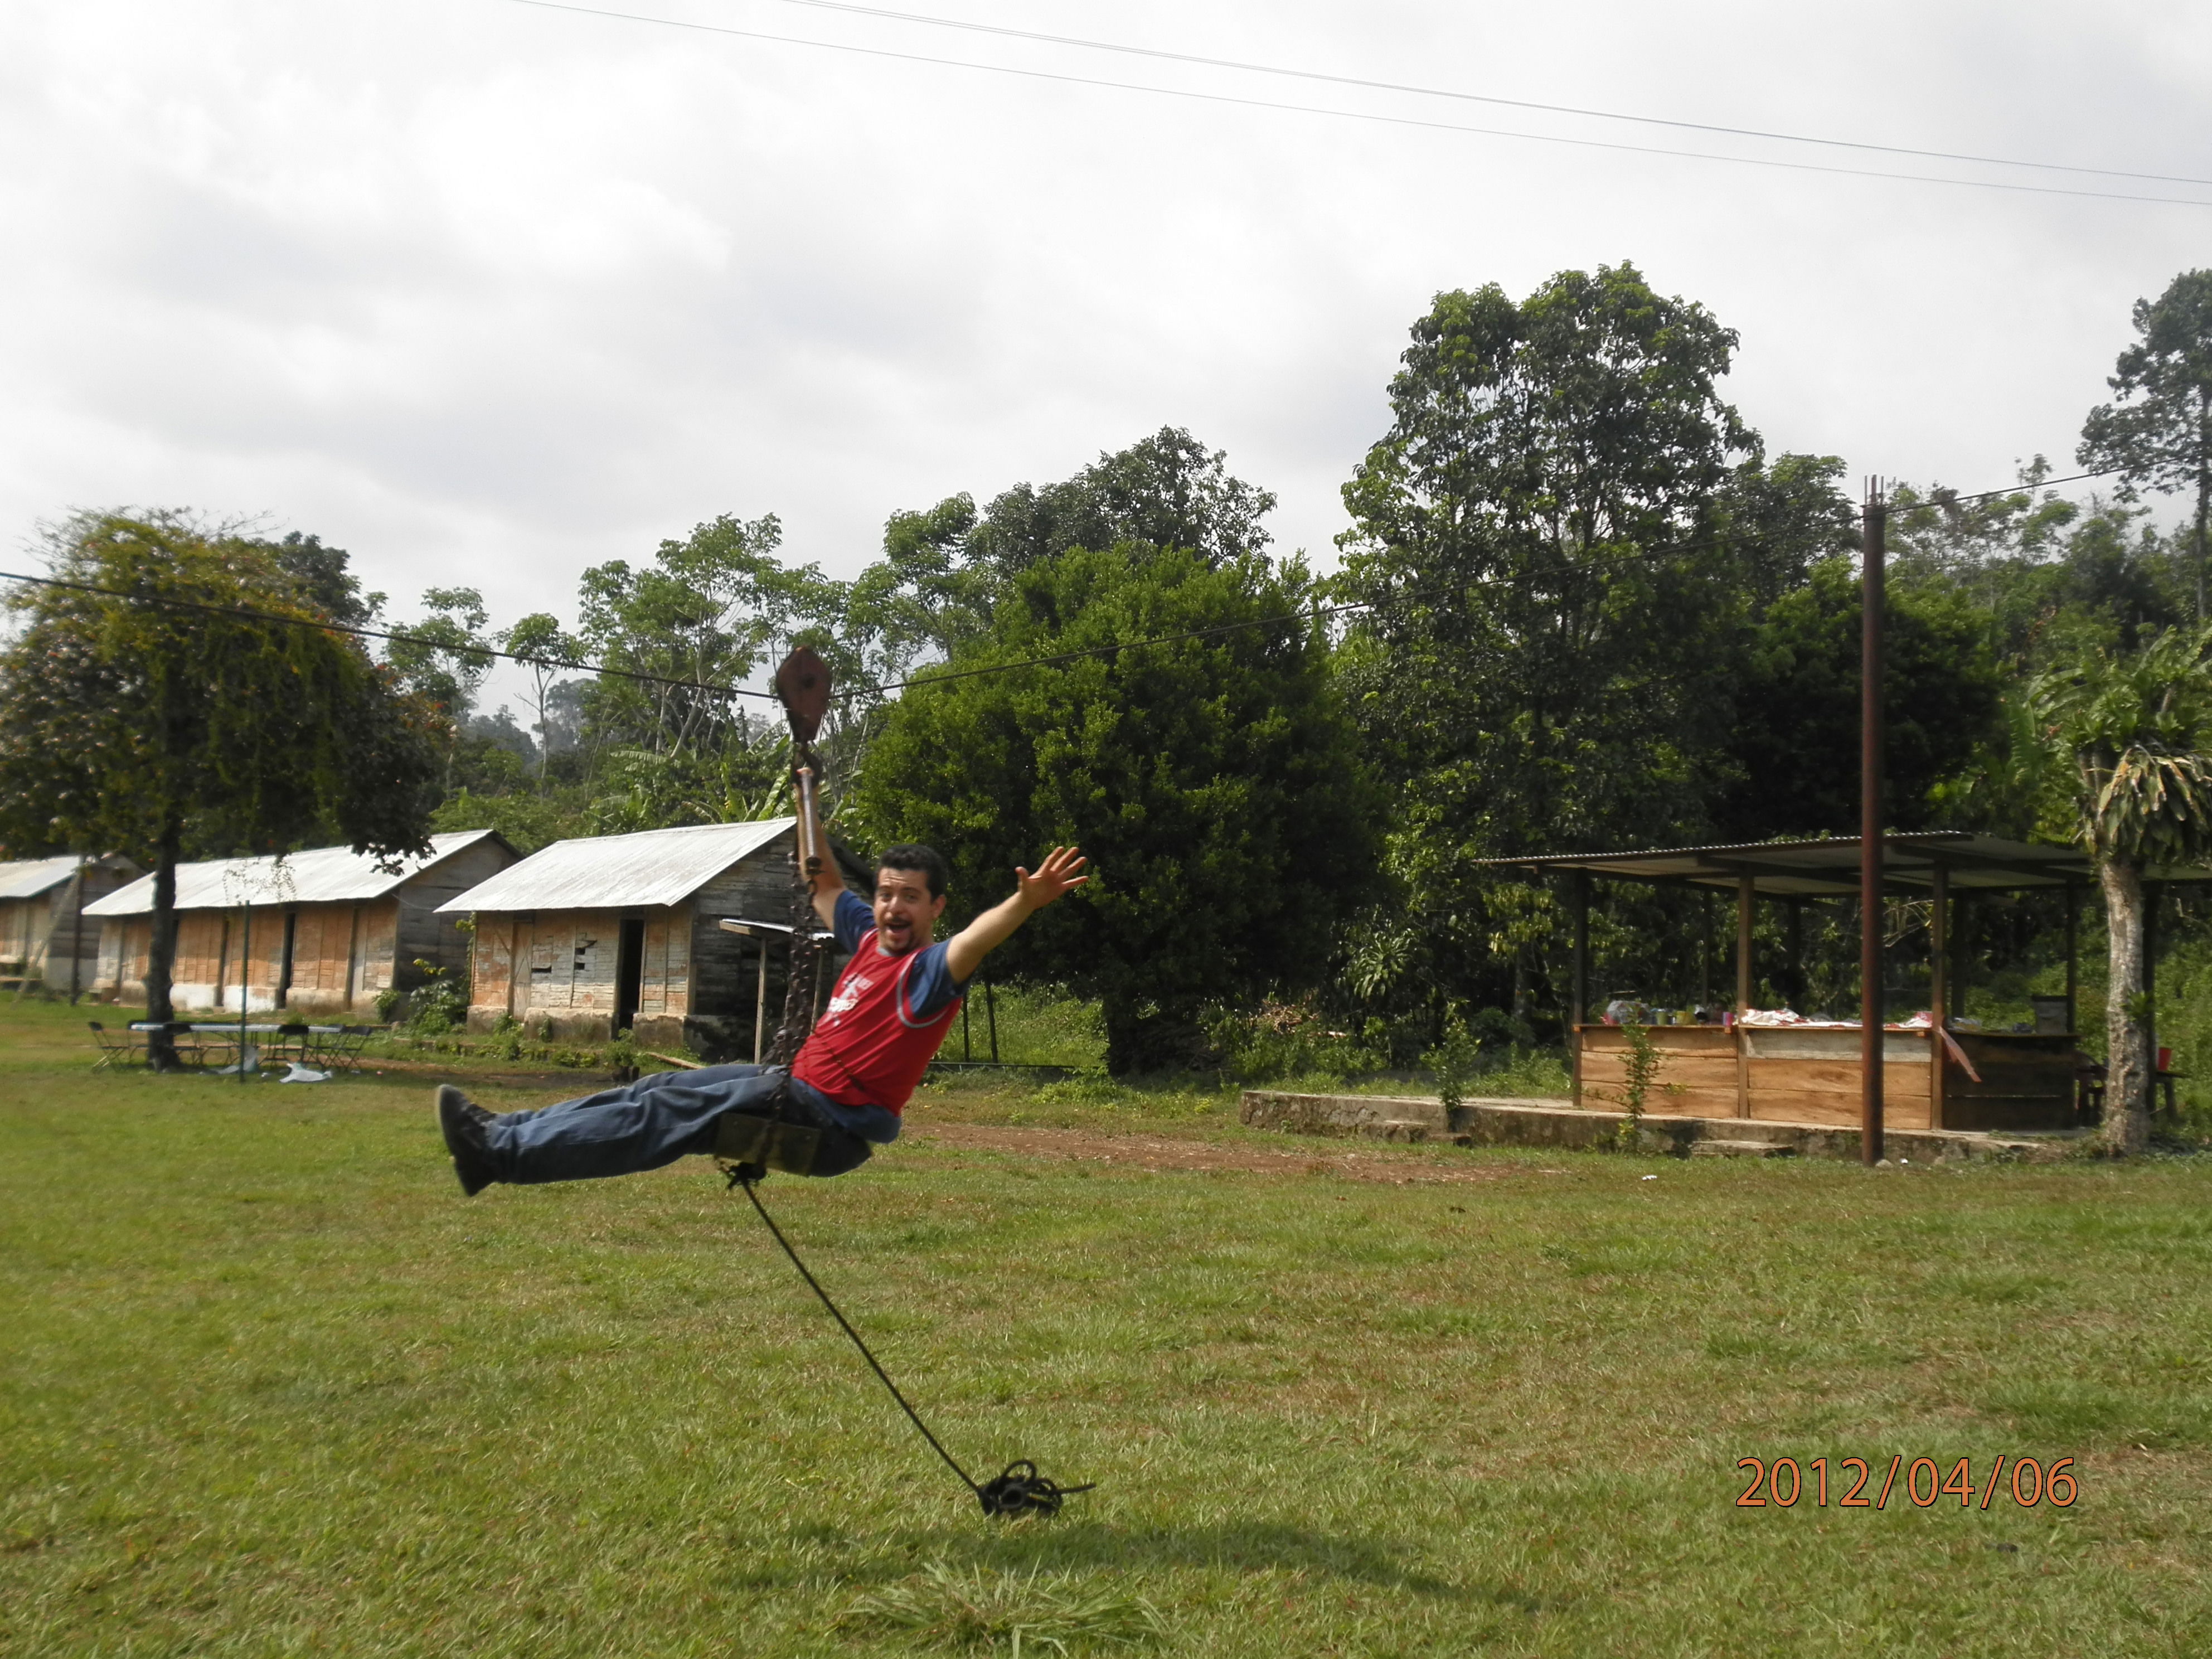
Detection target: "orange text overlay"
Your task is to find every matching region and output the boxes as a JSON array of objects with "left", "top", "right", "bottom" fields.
[{"left": 1736, "top": 1456, "right": 2078, "bottom": 1510}]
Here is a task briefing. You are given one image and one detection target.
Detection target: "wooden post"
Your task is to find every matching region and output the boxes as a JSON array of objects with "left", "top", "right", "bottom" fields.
[
  {"left": 237, "top": 902, "right": 252, "bottom": 1084},
  {"left": 752, "top": 938, "right": 769, "bottom": 1064},
  {"left": 1954, "top": 891, "right": 1970, "bottom": 1025},
  {"left": 1736, "top": 872, "right": 1754, "bottom": 1119},
  {"left": 963, "top": 987, "right": 972, "bottom": 1061},
  {"left": 986, "top": 976, "right": 1000, "bottom": 1063},
  {"left": 1859, "top": 483, "right": 1888, "bottom": 1165},
  {"left": 1786, "top": 899, "right": 1803, "bottom": 1012},
  {"left": 1570, "top": 872, "right": 1590, "bottom": 1104},
  {"left": 2065, "top": 884, "right": 2080, "bottom": 1035},
  {"left": 1698, "top": 891, "right": 1713, "bottom": 1008},
  {"left": 1929, "top": 862, "right": 1948, "bottom": 1132}
]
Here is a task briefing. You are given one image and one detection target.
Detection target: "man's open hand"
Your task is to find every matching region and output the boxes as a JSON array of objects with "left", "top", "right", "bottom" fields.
[{"left": 1015, "top": 846, "right": 1089, "bottom": 910}]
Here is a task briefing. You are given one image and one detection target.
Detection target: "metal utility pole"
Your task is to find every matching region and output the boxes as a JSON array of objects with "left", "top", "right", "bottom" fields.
[{"left": 1860, "top": 481, "right": 1887, "bottom": 1166}]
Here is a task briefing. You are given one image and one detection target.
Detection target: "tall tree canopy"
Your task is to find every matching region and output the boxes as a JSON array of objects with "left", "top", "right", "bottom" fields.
[
  {"left": 855, "top": 543, "right": 1378, "bottom": 1074},
  {"left": 966, "top": 426, "right": 1277, "bottom": 576},
  {"left": 1333, "top": 265, "right": 1847, "bottom": 1012},
  {"left": 2079, "top": 270, "right": 2212, "bottom": 620},
  {"left": 0, "top": 512, "right": 442, "bottom": 1061}
]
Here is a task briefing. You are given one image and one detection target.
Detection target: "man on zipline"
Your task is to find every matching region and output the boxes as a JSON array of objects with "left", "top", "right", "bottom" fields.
[{"left": 434, "top": 801, "right": 1088, "bottom": 1195}]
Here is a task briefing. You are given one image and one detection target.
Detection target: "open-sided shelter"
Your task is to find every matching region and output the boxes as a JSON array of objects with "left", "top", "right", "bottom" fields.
[
  {"left": 85, "top": 830, "right": 517, "bottom": 1012},
  {"left": 1485, "top": 831, "right": 2212, "bottom": 1135},
  {"left": 0, "top": 854, "right": 141, "bottom": 994},
  {"left": 438, "top": 818, "right": 870, "bottom": 1055}
]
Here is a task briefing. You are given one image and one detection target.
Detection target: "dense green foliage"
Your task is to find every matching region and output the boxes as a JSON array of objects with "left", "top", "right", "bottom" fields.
[
  {"left": 13, "top": 270, "right": 2212, "bottom": 1113},
  {"left": 0, "top": 513, "right": 442, "bottom": 1050},
  {"left": 855, "top": 544, "right": 1380, "bottom": 1072}
]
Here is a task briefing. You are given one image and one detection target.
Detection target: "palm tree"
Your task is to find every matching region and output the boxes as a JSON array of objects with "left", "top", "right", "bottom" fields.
[{"left": 2031, "top": 627, "right": 2212, "bottom": 1152}]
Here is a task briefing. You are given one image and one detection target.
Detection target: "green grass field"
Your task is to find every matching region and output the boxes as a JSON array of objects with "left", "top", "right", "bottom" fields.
[{"left": 6, "top": 997, "right": 2212, "bottom": 1656}]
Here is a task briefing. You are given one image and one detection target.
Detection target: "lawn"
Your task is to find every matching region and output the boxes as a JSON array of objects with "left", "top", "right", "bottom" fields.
[{"left": 4, "top": 997, "right": 2211, "bottom": 1656}]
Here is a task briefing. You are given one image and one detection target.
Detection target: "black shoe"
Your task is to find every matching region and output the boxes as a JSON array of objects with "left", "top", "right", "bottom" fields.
[{"left": 436, "top": 1085, "right": 498, "bottom": 1197}]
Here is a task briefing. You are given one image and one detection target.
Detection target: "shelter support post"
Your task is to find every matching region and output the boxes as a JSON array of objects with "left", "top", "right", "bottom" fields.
[
  {"left": 1930, "top": 862, "right": 1948, "bottom": 1131},
  {"left": 1736, "top": 873, "right": 1754, "bottom": 1118},
  {"left": 1570, "top": 872, "right": 1589, "bottom": 1104},
  {"left": 1860, "top": 482, "right": 1887, "bottom": 1166},
  {"left": 1786, "top": 899, "right": 1803, "bottom": 1012},
  {"left": 2065, "top": 884, "right": 2080, "bottom": 1035},
  {"left": 1955, "top": 892, "right": 1970, "bottom": 1024},
  {"left": 1698, "top": 892, "right": 1712, "bottom": 1007}
]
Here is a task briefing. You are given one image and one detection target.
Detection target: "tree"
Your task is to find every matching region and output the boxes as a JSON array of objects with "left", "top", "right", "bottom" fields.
[
  {"left": 385, "top": 586, "right": 494, "bottom": 791},
  {"left": 1713, "top": 557, "right": 2004, "bottom": 840},
  {"left": 256, "top": 531, "right": 383, "bottom": 629},
  {"left": 499, "top": 612, "right": 581, "bottom": 789},
  {"left": 2030, "top": 625, "right": 2212, "bottom": 1153},
  {"left": 577, "top": 512, "right": 840, "bottom": 759},
  {"left": 1335, "top": 265, "right": 1814, "bottom": 1012},
  {"left": 854, "top": 543, "right": 1380, "bottom": 1073},
  {"left": 967, "top": 426, "right": 1277, "bottom": 576},
  {"left": 2079, "top": 270, "right": 2212, "bottom": 620},
  {"left": 0, "top": 513, "right": 442, "bottom": 1065}
]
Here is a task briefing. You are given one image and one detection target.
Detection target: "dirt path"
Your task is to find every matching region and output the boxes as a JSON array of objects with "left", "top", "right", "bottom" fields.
[{"left": 908, "top": 1122, "right": 1534, "bottom": 1185}]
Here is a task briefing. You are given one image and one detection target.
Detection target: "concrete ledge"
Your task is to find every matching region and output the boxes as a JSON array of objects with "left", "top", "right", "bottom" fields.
[{"left": 1238, "top": 1090, "right": 2083, "bottom": 1163}]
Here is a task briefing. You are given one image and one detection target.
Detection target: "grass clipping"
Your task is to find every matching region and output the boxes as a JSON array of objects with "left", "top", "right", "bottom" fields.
[{"left": 837, "top": 1563, "right": 1168, "bottom": 1653}]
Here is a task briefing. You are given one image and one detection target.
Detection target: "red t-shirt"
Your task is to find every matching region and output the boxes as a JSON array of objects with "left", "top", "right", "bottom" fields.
[{"left": 792, "top": 891, "right": 965, "bottom": 1113}]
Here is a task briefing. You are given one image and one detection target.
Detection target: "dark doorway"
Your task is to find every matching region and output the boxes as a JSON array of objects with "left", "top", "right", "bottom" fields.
[{"left": 614, "top": 918, "right": 646, "bottom": 1035}]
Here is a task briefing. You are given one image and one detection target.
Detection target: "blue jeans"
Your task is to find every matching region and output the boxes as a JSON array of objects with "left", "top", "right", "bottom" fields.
[{"left": 486, "top": 1064, "right": 898, "bottom": 1185}]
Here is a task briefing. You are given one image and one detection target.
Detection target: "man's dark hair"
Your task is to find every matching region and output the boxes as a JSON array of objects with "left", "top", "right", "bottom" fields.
[{"left": 876, "top": 843, "right": 949, "bottom": 899}]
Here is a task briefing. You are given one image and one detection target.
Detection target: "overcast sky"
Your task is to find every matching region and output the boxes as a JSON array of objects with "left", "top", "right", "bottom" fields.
[{"left": 6, "top": 0, "right": 2209, "bottom": 705}]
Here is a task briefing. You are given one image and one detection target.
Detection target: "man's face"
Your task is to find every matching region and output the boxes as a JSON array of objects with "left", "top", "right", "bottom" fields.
[{"left": 872, "top": 864, "right": 947, "bottom": 954}]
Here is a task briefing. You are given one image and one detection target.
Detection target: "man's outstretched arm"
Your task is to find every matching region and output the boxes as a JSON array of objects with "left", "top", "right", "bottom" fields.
[{"left": 943, "top": 846, "right": 1088, "bottom": 984}]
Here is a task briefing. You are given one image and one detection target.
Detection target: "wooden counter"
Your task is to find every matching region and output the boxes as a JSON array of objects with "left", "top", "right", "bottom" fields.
[{"left": 1574, "top": 1024, "right": 2081, "bottom": 1133}]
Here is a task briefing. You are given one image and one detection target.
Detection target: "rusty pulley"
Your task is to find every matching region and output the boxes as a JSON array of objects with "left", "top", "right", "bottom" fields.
[{"left": 774, "top": 646, "right": 832, "bottom": 745}]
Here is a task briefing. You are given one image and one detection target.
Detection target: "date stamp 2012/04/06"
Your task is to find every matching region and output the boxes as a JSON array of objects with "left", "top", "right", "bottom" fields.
[{"left": 1736, "top": 1456, "right": 2077, "bottom": 1510}]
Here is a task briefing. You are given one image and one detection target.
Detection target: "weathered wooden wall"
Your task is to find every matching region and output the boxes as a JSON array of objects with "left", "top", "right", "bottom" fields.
[
  {"left": 1578, "top": 1025, "right": 1943, "bottom": 1131},
  {"left": 392, "top": 838, "right": 516, "bottom": 989},
  {"left": 1, "top": 866, "right": 134, "bottom": 989},
  {"left": 1575, "top": 1025, "right": 2080, "bottom": 1132},
  {"left": 462, "top": 837, "right": 862, "bottom": 1052}
]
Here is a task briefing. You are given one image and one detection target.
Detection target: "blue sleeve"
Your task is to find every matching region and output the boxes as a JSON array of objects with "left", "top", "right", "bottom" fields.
[
  {"left": 832, "top": 889, "right": 873, "bottom": 954},
  {"left": 903, "top": 942, "right": 968, "bottom": 1023}
]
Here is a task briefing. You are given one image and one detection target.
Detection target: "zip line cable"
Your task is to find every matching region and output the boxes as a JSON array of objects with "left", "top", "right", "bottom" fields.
[
  {"left": 760, "top": 0, "right": 2212, "bottom": 191},
  {"left": 0, "top": 464, "right": 2136, "bottom": 702},
  {"left": 732, "top": 1170, "right": 1091, "bottom": 1516},
  {"left": 494, "top": 0, "right": 2212, "bottom": 210}
]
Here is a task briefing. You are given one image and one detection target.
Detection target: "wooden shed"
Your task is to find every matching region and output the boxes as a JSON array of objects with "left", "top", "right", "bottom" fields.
[
  {"left": 440, "top": 818, "right": 869, "bottom": 1055},
  {"left": 85, "top": 830, "right": 517, "bottom": 1013},
  {"left": 0, "top": 855, "right": 141, "bottom": 994},
  {"left": 1486, "top": 832, "right": 2212, "bottom": 1137}
]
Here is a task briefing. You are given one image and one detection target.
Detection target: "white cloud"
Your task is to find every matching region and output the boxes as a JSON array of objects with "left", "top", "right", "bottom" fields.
[{"left": 4, "top": 0, "right": 2209, "bottom": 693}]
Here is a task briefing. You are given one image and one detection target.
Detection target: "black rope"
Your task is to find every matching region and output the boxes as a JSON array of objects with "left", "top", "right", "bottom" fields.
[{"left": 729, "top": 1170, "right": 1094, "bottom": 1519}]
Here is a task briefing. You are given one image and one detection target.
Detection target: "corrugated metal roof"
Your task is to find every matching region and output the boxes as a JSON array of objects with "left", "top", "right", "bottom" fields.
[
  {"left": 0, "top": 856, "right": 86, "bottom": 901},
  {"left": 1474, "top": 831, "right": 2212, "bottom": 896},
  {"left": 435, "top": 819, "right": 795, "bottom": 913},
  {"left": 85, "top": 830, "right": 506, "bottom": 916}
]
